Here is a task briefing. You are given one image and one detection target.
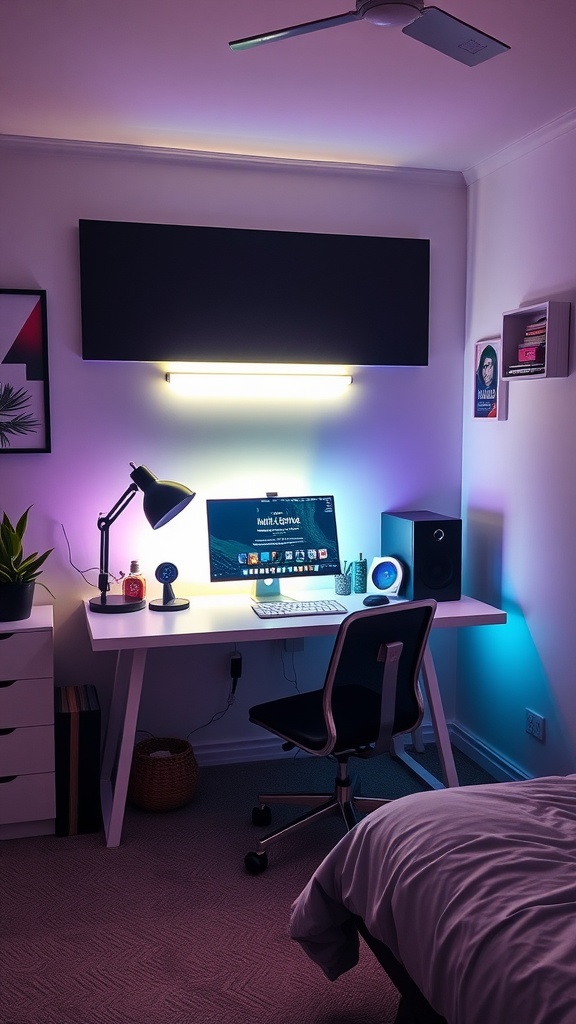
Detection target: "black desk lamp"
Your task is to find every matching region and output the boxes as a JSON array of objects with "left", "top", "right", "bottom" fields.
[{"left": 89, "top": 463, "right": 195, "bottom": 614}]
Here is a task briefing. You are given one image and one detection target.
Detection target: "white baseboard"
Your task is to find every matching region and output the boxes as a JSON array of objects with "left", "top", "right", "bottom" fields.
[
  {"left": 192, "top": 724, "right": 530, "bottom": 781},
  {"left": 193, "top": 735, "right": 302, "bottom": 767},
  {"left": 445, "top": 724, "right": 530, "bottom": 782}
]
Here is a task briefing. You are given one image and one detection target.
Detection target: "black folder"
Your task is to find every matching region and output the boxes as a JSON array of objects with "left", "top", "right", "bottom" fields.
[{"left": 55, "top": 685, "right": 102, "bottom": 836}]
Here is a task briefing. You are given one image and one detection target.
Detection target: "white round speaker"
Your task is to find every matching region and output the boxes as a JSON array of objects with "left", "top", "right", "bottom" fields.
[{"left": 368, "top": 556, "right": 404, "bottom": 596}]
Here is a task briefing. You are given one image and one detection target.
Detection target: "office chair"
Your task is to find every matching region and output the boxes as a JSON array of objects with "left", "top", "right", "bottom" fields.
[{"left": 244, "top": 599, "right": 437, "bottom": 874}]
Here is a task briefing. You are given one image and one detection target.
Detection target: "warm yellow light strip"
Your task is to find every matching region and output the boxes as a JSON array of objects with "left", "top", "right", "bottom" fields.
[{"left": 165, "top": 369, "right": 353, "bottom": 399}]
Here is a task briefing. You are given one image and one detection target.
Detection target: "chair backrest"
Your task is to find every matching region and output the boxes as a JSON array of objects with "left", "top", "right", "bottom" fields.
[{"left": 318, "top": 599, "right": 437, "bottom": 758}]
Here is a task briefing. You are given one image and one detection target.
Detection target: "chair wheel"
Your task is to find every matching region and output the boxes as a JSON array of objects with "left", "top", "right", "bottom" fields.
[
  {"left": 244, "top": 851, "right": 269, "bottom": 875},
  {"left": 252, "top": 804, "right": 272, "bottom": 827}
]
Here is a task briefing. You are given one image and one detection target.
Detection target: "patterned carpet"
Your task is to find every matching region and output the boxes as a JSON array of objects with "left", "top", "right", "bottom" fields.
[{"left": 1, "top": 748, "right": 495, "bottom": 1024}]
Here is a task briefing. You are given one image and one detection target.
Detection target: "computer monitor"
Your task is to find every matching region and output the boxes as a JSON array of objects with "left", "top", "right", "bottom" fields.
[{"left": 206, "top": 494, "right": 342, "bottom": 601}]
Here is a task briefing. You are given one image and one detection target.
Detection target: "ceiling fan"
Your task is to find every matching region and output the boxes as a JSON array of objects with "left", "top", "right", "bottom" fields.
[{"left": 229, "top": 0, "right": 510, "bottom": 66}]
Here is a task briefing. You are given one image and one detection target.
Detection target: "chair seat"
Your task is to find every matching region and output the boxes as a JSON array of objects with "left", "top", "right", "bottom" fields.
[{"left": 249, "top": 684, "right": 381, "bottom": 754}]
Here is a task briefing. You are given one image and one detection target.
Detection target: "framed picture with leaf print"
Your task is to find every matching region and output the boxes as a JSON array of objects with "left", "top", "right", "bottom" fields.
[{"left": 0, "top": 289, "right": 51, "bottom": 453}]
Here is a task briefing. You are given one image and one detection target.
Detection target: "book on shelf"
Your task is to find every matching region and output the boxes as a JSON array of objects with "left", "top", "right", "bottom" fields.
[
  {"left": 506, "top": 362, "right": 546, "bottom": 377},
  {"left": 517, "top": 342, "right": 546, "bottom": 363},
  {"left": 518, "top": 316, "right": 546, "bottom": 364},
  {"left": 523, "top": 318, "right": 547, "bottom": 336}
]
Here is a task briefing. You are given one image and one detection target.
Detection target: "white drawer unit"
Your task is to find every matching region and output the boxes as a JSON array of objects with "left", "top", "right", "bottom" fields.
[
  {"left": 0, "top": 774, "right": 56, "bottom": 826},
  {"left": 0, "top": 677, "right": 54, "bottom": 727},
  {"left": 0, "top": 606, "right": 55, "bottom": 839}
]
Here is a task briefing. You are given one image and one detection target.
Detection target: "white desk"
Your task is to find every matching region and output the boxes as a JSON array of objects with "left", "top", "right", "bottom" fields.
[{"left": 84, "top": 594, "right": 506, "bottom": 847}]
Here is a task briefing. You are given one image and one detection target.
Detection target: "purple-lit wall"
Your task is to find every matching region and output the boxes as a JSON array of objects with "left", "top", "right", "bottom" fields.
[
  {"left": 461, "top": 127, "right": 576, "bottom": 778},
  {"left": 0, "top": 139, "right": 466, "bottom": 763}
]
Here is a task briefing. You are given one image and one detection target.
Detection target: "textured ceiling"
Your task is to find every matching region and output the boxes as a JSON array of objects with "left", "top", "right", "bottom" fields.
[{"left": 1, "top": 0, "right": 576, "bottom": 172}]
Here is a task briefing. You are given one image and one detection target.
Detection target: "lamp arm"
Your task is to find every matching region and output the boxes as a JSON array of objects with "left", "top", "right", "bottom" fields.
[
  {"left": 96, "top": 483, "right": 139, "bottom": 599},
  {"left": 98, "top": 482, "right": 139, "bottom": 530}
]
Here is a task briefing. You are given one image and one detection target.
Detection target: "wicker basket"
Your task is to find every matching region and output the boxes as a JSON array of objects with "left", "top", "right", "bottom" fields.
[{"left": 128, "top": 737, "right": 198, "bottom": 812}]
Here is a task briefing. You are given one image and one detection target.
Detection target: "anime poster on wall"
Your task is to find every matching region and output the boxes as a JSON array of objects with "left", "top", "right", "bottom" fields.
[
  {"left": 473, "top": 337, "right": 508, "bottom": 420},
  {"left": 0, "top": 289, "right": 51, "bottom": 452}
]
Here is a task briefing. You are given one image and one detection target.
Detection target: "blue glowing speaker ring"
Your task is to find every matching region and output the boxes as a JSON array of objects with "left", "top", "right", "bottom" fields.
[{"left": 368, "top": 556, "right": 404, "bottom": 596}]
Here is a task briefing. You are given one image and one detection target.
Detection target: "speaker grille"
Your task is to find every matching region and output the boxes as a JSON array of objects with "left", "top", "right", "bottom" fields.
[{"left": 418, "top": 554, "right": 455, "bottom": 590}]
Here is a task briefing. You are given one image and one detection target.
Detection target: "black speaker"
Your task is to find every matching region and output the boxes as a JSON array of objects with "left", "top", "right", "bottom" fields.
[{"left": 380, "top": 510, "right": 462, "bottom": 602}]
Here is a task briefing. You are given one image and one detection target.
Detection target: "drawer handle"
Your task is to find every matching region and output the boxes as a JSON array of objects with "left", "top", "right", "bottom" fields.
[
  {"left": 0, "top": 634, "right": 15, "bottom": 641},
  {"left": 0, "top": 728, "right": 15, "bottom": 736},
  {"left": 0, "top": 775, "right": 17, "bottom": 784},
  {"left": 0, "top": 680, "right": 16, "bottom": 689}
]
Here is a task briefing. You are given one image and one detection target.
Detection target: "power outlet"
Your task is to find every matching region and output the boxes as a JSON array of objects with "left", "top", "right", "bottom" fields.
[{"left": 525, "top": 709, "right": 546, "bottom": 742}]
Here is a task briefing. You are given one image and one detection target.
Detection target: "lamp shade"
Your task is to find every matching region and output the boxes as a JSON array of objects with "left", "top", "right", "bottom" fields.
[{"left": 130, "top": 464, "right": 195, "bottom": 529}]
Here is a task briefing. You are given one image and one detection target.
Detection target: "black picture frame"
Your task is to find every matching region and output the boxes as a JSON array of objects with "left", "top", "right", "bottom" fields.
[{"left": 0, "top": 288, "right": 51, "bottom": 453}]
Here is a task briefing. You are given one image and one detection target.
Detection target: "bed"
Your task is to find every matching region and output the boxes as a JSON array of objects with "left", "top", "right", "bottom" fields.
[{"left": 289, "top": 775, "right": 576, "bottom": 1024}]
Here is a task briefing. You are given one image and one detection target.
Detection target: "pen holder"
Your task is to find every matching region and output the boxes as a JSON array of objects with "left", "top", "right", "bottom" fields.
[
  {"left": 334, "top": 573, "right": 352, "bottom": 596},
  {"left": 352, "top": 556, "right": 367, "bottom": 594}
]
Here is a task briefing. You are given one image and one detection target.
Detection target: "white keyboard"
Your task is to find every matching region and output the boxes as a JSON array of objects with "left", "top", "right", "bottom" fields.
[{"left": 251, "top": 599, "right": 348, "bottom": 619}]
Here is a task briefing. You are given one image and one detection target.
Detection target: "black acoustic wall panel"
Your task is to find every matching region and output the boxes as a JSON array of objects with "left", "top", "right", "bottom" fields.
[{"left": 79, "top": 219, "right": 430, "bottom": 366}]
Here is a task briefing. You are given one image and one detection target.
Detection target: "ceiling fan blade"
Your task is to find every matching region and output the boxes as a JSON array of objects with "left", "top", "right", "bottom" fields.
[
  {"left": 229, "top": 11, "right": 359, "bottom": 50},
  {"left": 402, "top": 6, "right": 509, "bottom": 66}
]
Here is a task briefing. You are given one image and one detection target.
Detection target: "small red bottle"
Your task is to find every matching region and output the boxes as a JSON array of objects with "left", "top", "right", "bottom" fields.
[{"left": 122, "top": 560, "right": 146, "bottom": 600}]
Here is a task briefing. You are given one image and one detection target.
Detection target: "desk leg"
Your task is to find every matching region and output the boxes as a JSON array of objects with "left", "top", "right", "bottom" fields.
[
  {"left": 100, "top": 648, "right": 147, "bottom": 848},
  {"left": 420, "top": 645, "right": 459, "bottom": 787},
  {"left": 391, "top": 644, "right": 459, "bottom": 790}
]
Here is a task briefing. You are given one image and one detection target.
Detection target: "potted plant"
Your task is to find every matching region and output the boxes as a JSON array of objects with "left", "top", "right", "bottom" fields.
[{"left": 0, "top": 505, "right": 54, "bottom": 621}]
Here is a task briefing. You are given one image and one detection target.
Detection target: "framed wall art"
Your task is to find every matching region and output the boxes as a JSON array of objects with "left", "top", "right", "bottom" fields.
[
  {"left": 0, "top": 288, "right": 51, "bottom": 453},
  {"left": 473, "top": 336, "right": 508, "bottom": 421}
]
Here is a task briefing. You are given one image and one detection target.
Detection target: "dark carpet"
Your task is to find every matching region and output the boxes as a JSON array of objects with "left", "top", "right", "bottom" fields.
[{"left": 1, "top": 747, "right": 495, "bottom": 1024}]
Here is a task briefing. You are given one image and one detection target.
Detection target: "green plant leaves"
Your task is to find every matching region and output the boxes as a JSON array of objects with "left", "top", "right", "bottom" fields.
[
  {"left": 0, "top": 506, "right": 53, "bottom": 585},
  {"left": 0, "top": 384, "right": 40, "bottom": 449}
]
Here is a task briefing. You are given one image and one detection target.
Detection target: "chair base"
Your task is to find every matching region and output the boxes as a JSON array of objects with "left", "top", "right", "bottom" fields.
[{"left": 251, "top": 758, "right": 391, "bottom": 856}]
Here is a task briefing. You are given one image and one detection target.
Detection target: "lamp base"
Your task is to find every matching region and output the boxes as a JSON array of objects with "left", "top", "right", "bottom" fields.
[
  {"left": 148, "top": 597, "right": 190, "bottom": 612},
  {"left": 89, "top": 595, "right": 146, "bottom": 613}
]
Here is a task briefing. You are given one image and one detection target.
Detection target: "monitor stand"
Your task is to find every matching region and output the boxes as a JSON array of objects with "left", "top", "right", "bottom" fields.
[{"left": 252, "top": 578, "right": 291, "bottom": 603}]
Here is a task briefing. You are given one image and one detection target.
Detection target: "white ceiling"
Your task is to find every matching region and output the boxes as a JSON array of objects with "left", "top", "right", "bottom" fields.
[{"left": 1, "top": 0, "right": 576, "bottom": 173}]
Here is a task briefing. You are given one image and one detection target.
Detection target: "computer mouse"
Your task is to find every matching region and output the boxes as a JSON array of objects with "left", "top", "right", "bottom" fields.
[{"left": 363, "top": 594, "right": 390, "bottom": 606}]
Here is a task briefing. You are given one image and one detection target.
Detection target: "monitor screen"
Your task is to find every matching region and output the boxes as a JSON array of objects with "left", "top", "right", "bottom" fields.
[{"left": 206, "top": 494, "right": 341, "bottom": 599}]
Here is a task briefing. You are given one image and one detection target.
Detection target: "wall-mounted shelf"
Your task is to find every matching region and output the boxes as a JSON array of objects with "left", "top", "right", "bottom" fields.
[{"left": 502, "top": 301, "right": 571, "bottom": 380}]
